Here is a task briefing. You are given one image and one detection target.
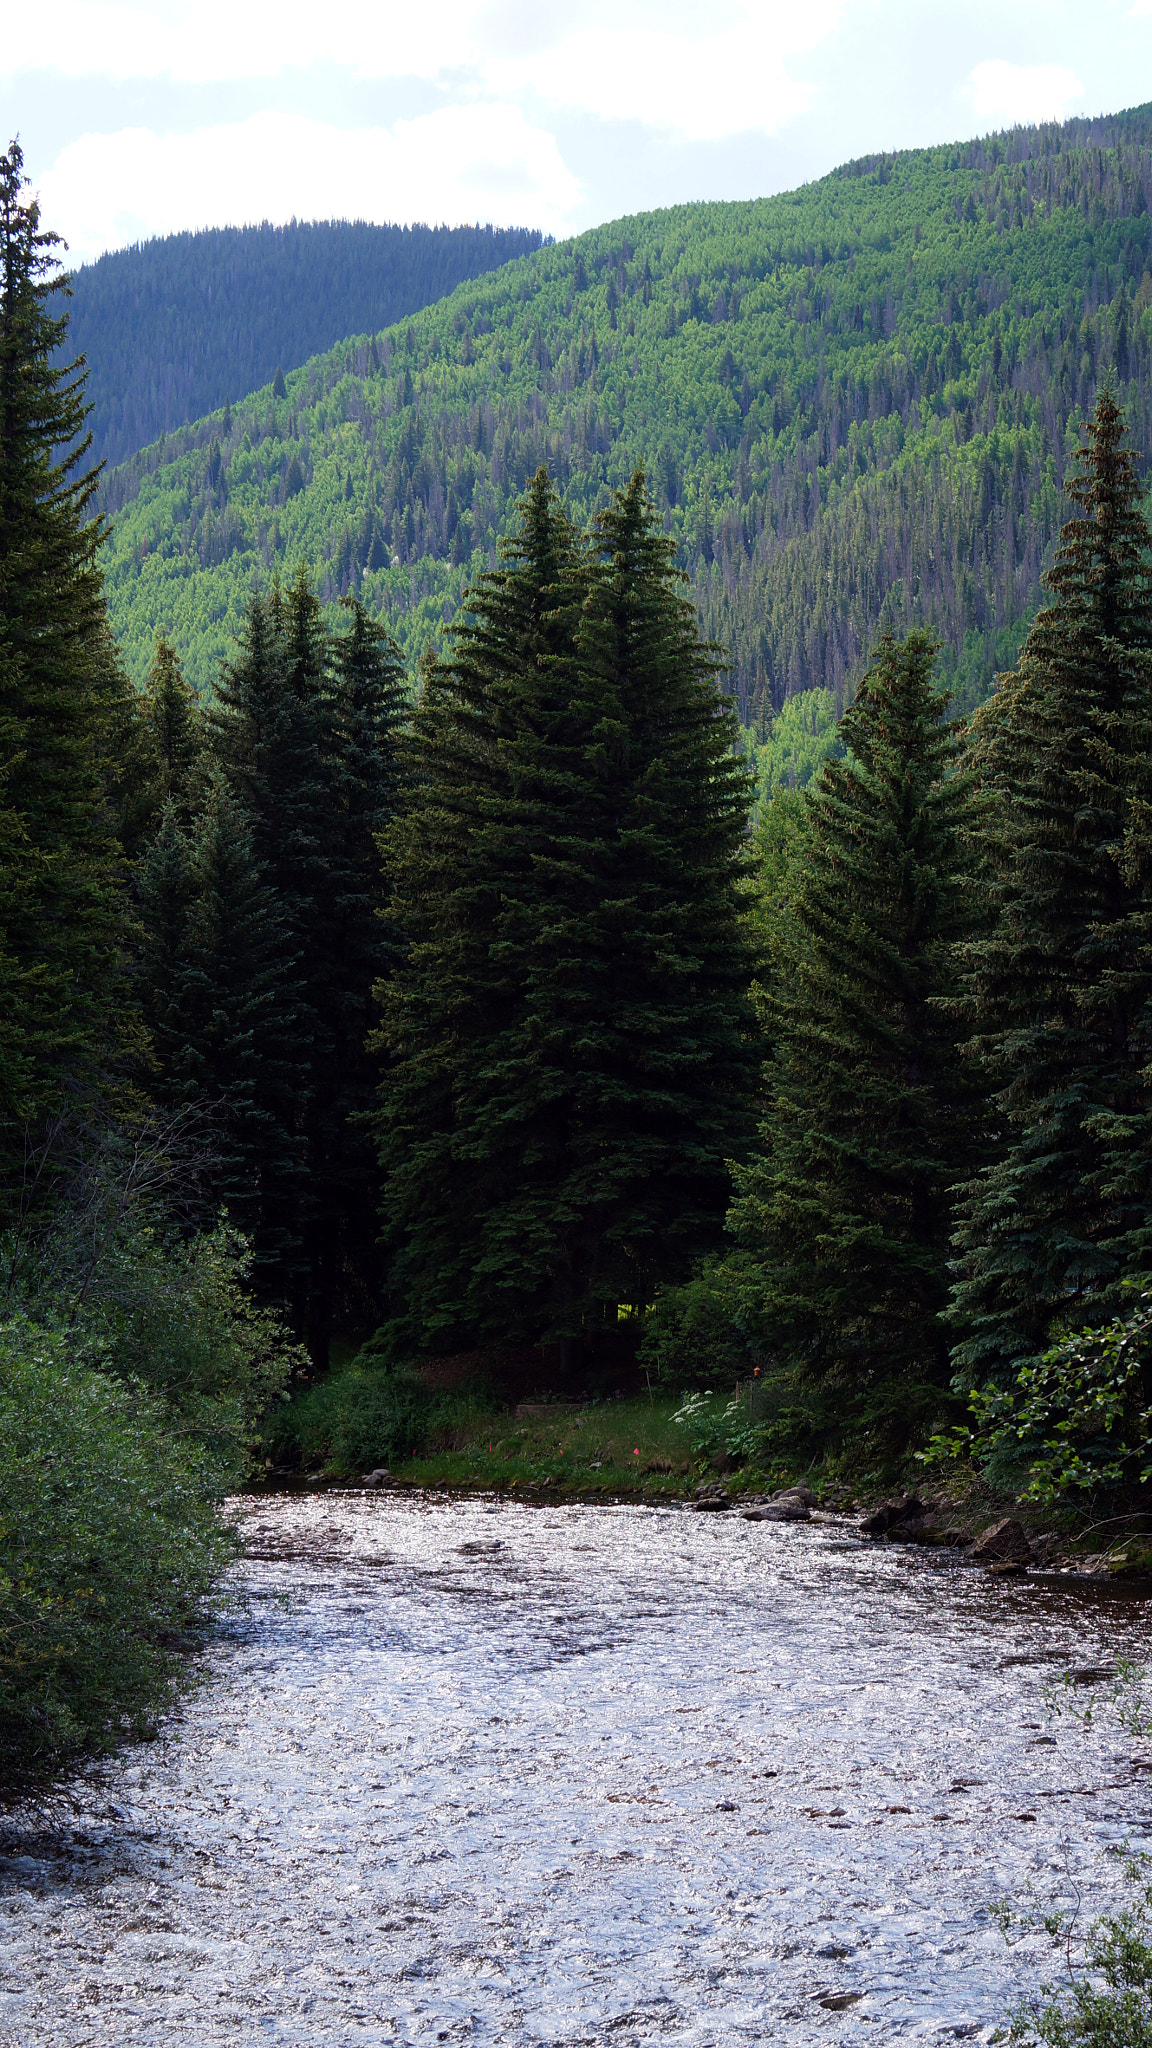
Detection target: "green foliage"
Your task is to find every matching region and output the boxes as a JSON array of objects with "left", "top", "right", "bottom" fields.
[
  {"left": 1, "top": 1112, "right": 302, "bottom": 1484},
  {"left": 134, "top": 578, "right": 407, "bottom": 1346},
  {"left": 739, "top": 689, "right": 840, "bottom": 814},
  {"left": 373, "top": 468, "right": 759, "bottom": 1354},
  {"left": 730, "top": 631, "right": 984, "bottom": 1425},
  {"left": 0, "top": 1316, "right": 230, "bottom": 1796},
  {"left": 0, "top": 139, "right": 139, "bottom": 1148},
  {"left": 996, "top": 1851, "right": 1152, "bottom": 2047},
  {"left": 639, "top": 1261, "right": 756, "bottom": 1386},
  {"left": 68, "top": 219, "right": 547, "bottom": 471},
  {"left": 96, "top": 107, "right": 1152, "bottom": 728},
  {"left": 951, "top": 393, "right": 1152, "bottom": 1386},
  {"left": 923, "top": 1291, "right": 1152, "bottom": 1504},
  {"left": 266, "top": 1358, "right": 433, "bottom": 1474}
]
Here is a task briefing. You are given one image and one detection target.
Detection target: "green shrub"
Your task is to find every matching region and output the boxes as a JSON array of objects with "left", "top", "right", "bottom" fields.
[
  {"left": 66, "top": 1221, "right": 307, "bottom": 1483},
  {"left": 267, "top": 1359, "right": 434, "bottom": 1473},
  {"left": 639, "top": 1260, "right": 756, "bottom": 1387},
  {"left": 923, "top": 1290, "right": 1152, "bottom": 1506},
  {"left": 0, "top": 1316, "right": 231, "bottom": 1799}
]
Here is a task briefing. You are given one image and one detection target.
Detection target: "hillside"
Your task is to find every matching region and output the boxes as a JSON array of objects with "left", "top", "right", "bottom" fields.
[
  {"left": 67, "top": 219, "right": 547, "bottom": 471},
  {"left": 96, "top": 105, "right": 1152, "bottom": 726}
]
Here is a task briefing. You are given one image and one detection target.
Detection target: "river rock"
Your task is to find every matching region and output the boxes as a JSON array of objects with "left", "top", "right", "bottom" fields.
[
  {"left": 362, "top": 1467, "right": 393, "bottom": 1487},
  {"left": 692, "top": 1494, "right": 731, "bottom": 1512},
  {"left": 859, "top": 1495, "right": 925, "bottom": 1537},
  {"left": 971, "top": 1517, "right": 1032, "bottom": 1565},
  {"left": 774, "top": 1485, "right": 818, "bottom": 1507},
  {"left": 742, "top": 1501, "right": 809, "bottom": 1522}
]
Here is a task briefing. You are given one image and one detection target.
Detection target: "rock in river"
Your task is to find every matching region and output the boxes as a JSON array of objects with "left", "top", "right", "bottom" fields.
[{"left": 970, "top": 1518, "right": 1032, "bottom": 1566}]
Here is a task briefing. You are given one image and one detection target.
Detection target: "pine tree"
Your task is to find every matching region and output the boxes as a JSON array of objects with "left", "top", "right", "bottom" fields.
[
  {"left": 0, "top": 139, "right": 136, "bottom": 1163},
  {"left": 205, "top": 577, "right": 328, "bottom": 1315},
  {"left": 144, "top": 634, "right": 203, "bottom": 820},
  {"left": 135, "top": 800, "right": 196, "bottom": 1088},
  {"left": 304, "top": 596, "right": 407, "bottom": 1356},
  {"left": 374, "top": 468, "right": 758, "bottom": 1357},
  {"left": 729, "top": 632, "right": 984, "bottom": 1424},
  {"left": 951, "top": 391, "right": 1152, "bottom": 1384},
  {"left": 177, "top": 773, "right": 306, "bottom": 1268}
]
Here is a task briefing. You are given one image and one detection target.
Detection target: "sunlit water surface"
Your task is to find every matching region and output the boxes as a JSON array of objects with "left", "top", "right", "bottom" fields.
[{"left": 3, "top": 1493, "right": 1152, "bottom": 2045}]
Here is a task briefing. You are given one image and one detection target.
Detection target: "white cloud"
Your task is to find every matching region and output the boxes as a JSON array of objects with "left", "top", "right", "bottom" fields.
[
  {"left": 4, "top": 0, "right": 843, "bottom": 142},
  {"left": 33, "top": 105, "right": 583, "bottom": 262},
  {"left": 965, "top": 59, "right": 1084, "bottom": 130},
  {"left": 487, "top": 2, "right": 844, "bottom": 142}
]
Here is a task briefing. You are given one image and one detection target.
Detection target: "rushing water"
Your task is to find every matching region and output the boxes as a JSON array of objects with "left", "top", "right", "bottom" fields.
[{"left": 3, "top": 1494, "right": 1152, "bottom": 2046}]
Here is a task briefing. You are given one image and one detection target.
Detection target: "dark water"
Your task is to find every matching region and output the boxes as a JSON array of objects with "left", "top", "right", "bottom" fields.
[{"left": 3, "top": 1494, "right": 1151, "bottom": 2045}]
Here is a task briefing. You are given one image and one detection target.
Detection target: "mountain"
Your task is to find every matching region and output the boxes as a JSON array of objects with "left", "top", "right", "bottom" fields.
[
  {"left": 66, "top": 219, "right": 548, "bottom": 471},
  {"left": 95, "top": 106, "right": 1152, "bottom": 726}
]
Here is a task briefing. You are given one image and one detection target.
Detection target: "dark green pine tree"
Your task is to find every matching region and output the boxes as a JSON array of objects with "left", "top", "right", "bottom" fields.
[
  {"left": 135, "top": 799, "right": 196, "bottom": 1089},
  {"left": 143, "top": 634, "right": 203, "bottom": 819},
  {"left": 206, "top": 572, "right": 329, "bottom": 1316},
  {"left": 374, "top": 471, "right": 587, "bottom": 1353},
  {"left": 304, "top": 596, "right": 408, "bottom": 1355},
  {"left": 147, "top": 772, "right": 306, "bottom": 1266},
  {"left": 729, "top": 631, "right": 984, "bottom": 1428},
  {"left": 951, "top": 390, "right": 1152, "bottom": 1384},
  {"left": 0, "top": 139, "right": 137, "bottom": 1161},
  {"left": 374, "top": 467, "right": 758, "bottom": 1358},
  {"left": 116, "top": 635, "right": 205, "bottom": 860}
]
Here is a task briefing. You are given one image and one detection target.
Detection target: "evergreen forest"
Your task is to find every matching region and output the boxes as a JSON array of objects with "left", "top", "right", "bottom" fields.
[
  {"left": 65, "top": 218, "right": 548, "bottom": 472},
  {"left": 92, "top": 102, "right": 1152, "bottom": 772},
  {"left": 7, "top": 100, "right": 1152, "bottom": 1801}
]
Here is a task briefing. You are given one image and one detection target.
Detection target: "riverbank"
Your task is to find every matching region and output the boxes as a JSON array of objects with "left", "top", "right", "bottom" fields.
[{"left": 253, "top": 1388, "right": 1152, "bottom": 1577}]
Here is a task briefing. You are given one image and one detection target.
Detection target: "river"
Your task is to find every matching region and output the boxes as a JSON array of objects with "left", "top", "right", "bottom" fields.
[{"left": 2, "top": 1493, "right": 1151, "bottom": 2045}]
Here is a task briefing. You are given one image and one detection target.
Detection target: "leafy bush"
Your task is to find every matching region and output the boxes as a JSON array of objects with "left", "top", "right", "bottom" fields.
[
  {"left": 923, "top": 1292, "right": 1152, "bottom": 1504},
  {"left": 65, "top": 1221, "right": 307, "bottom": 1483},
  {"left": 0, "top": 1317, "right": 231, "bottom": 1799},
  {"left": 639, "top": 1261, "right": 755, "bottom": 1387},
  {"left": 3, "top": 1115, "right": 303, "bottom": 1482},
  {"left": 266, "top": 1359, "right": 434, "bottom": 1473}
]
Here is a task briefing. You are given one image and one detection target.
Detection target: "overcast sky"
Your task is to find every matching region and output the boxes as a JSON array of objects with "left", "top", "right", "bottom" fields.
[{"left": 4, "top": 0, "right": 1151, "bottom": 268}]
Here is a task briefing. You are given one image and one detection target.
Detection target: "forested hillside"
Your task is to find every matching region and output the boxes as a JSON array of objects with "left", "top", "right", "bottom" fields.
[
  {"left": 98, "top": 105, "right": 1152, "bottom": 727},
  {"left": 68, "top": 219, "right": 547, "bottom": 471}
]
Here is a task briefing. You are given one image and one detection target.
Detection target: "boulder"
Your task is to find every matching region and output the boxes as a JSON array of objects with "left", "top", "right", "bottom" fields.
[
  {"left": 970, "top": 1517, "right": 1032, "bottom": 1565},
  {"left": 742, "top": 1501, "right": 809, "bottom": 1522},
  {"left": 859, "top": 1495, "right": 925, "bottom": 1536},
  {"left": 362, "top": 1467, "right": 393, "bottom": 1487},
  {"left": 692, "top": 1494, "right": 731, "bottom": 1512},
  {"left": 775, "top": 1484, "right": 818, "bottom": 1507}
]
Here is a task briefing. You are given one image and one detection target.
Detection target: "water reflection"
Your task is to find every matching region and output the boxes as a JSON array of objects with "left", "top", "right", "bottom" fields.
[{"left": 2, "top": 1495, "right": 1150, "bottom": 2045}]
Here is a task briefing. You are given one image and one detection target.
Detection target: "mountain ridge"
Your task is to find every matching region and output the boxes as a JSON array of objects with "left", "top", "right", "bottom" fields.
[
  {"left": 66, "top": 218, "right": 548, "bottom": 472},
  {"left": 93, "top": 104, "right": 1152, "bottom": 729}
]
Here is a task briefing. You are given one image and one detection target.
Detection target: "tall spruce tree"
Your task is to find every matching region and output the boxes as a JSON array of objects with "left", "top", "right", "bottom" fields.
[
  {"left": 729, "top": 632, "right": 983, "bottom": 1423},
  {"left": 205, "top": 575, "right": 327, "bottom": 1319},
  {"left": 307, "top": 596, "right": 407, "bottom": 1349},
  {"left": 951, "top": 391, "right": 1152, "bottom": 1384},
  {"left": 0, "top": 139, "right": 136, "bottom": 1164},
  {"left": 374, "top": 468, "right": 758, "bottom": 1357},
  {"left": 136, "top": 772, "right": 307, "bottom": 1267}
]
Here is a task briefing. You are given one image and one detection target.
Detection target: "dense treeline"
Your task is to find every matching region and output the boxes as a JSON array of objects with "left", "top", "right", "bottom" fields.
[
  {"left": 652, "top": 388, "right": 1152, "bottom": 1494},
  {"left": 96, "top": 103, "right": 1152, "bottom": 737},
  {"left": 65, "top": 219, "right": 548, "bottom": 472}
]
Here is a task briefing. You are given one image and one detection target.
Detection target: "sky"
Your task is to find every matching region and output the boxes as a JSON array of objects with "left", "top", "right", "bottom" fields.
[{"left": 4, "top": 0, "right": 1152, "bottom": 269}]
